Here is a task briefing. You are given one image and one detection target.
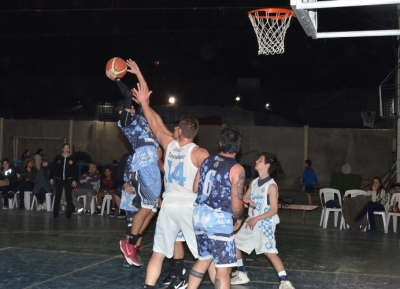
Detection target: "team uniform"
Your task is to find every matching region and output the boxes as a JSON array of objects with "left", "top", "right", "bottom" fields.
[
  {"left": 153, "top": 140, "right": 198, "bottom": 258},
  {"left": 118, "top": 110, "right": 161, "bottom": 211},
  {"left": 192, "top": 154, "right": 238, "bottom": 267},
  {"left": 119, "top": 153, "right": 140, "bottom": 233},
  {"left": 235, "top": 177, "right": 280, "bottom": 255}
]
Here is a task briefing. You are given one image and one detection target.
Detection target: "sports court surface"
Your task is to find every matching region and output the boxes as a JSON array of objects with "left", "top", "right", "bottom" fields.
[{"left": 0, "top": 189, "right": 398, "bottom": 289}]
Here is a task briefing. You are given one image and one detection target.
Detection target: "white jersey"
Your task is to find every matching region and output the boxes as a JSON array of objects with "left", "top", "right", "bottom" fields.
[
  {"left": 235, "top": 177, "right": 280, "bottom": 255},
  {"left": 248, "top": 177, "right": 280, "bottom": 225},
  {"left": 163, "top": 140, "right": 198, "bottom": 196}
]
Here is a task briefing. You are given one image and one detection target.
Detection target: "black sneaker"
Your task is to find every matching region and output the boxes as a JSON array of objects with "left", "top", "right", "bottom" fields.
[
  {"left": 84, "top": 210, "right": 90, "bottom": 215},
  {"left": 92, "top": 208, "right": 101, "bottom": 215},
  {"left": 163, "top": 268, "right": 186, "bottom": 286},
  {"left": 108, "top": 209, "right": 116, "bottom": 217},
  {"left": 167, "top": 277, "right": 187, "bottom": 289},
  {"left": 162, "top": 274, "right": 176, "bottom": 286},
  {"left": 117, "top": 210, "right": 126, "bottom": 218}
]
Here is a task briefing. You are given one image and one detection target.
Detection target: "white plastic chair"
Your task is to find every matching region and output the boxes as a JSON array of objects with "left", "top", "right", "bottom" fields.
[
  {"left": 100, "top": 194, "right": 113, "bottom": 216},
  {"left": 340, "top": 190, "right": 366, "bottom": 230},
  {"left": 387, "top": 193, "right": 400, "bottom": 233},
  {"left": 45, "top": 193, "right": 53, "bottom": 211},
  {"left": 24, "top": 191, "right": 32, "bottom": 210},
  {"left": 31, "top": 195, "right": 38, "bottom": 210},
  {"left": 320, "top": 188, "right": 342, "bottom": 229},
  {"left": 77, "top": 195, "right": 97, "bottom": 214},
  {"left": 10, "top": 192, "right": 19, "bottom": 209},
  {"left": 373, "top": 210, "right": 388, "bottom": 234}
]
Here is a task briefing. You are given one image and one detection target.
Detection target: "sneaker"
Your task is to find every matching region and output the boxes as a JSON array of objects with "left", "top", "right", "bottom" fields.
[
  {"left": 92, "top": 208, "right": 101, "bottom": 215},
  {"left": 2, "top": 206, "right": 8, "bottom": 210},
  {"left": 43, "top": 202, "right": 47, "bottom": 211},
  {"left": 117, "top": 210, "right": 126, "bottom": 218},
  {"left": 84, "top": 210, "right": 90, "bottom": 215},
  {"left": 37, "top": 204, "right": 42, "bottom": 211},
  {"left": 231, "top": 270, "right": 250, "bottom": 285},
  {"left": 279, "top": 280, "right": 295, "bottom": 289},
  {"left": 73, "top": 208, "right": 84, "bottom": 214},
  {"left": 119, "top": 239, "right": 141, "bottom": 266},
  {"left": 108, "top": 209, "right": 116, "bottom": 217},
  {"left": 122, "top": 260, "right": 132, "bottom": 268},
  {"left": 163, "top": 269, "right": 187, "bottom": 285},
  {"left": 167, "top": 277, "right": 187, "bottom": 289}
]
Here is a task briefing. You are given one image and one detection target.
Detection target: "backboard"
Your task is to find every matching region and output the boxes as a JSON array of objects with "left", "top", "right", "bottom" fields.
[{"left": 290, "top": 0, "right": 400, "bottom": 39}]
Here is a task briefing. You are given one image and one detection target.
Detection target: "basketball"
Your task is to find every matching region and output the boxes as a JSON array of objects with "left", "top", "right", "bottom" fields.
[{"left": 106, "top": 57, "right": 127, "bottom": 78}]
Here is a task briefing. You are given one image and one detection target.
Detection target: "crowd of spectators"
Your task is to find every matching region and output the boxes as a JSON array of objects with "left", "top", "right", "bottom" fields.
[{"left": 0, "top": 147, "right": 124, "bottom": 217}]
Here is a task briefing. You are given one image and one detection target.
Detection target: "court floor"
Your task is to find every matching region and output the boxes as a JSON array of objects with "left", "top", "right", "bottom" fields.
[{"left": 0, "top": 190, "right": 399, "bottom": 289}]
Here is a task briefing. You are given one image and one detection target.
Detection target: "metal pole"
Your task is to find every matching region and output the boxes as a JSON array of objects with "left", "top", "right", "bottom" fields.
[
  {"left": 69, "top": 120, "right": 74, "bottom": 149},
  {"left": 304, "top": 124, "right": 309, "bottom": 163}
]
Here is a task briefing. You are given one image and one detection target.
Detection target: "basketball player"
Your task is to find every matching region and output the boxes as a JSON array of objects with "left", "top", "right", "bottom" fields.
[
  {"left": 187, "top": 126, "right": 245, "bottom": 289},
  {"left": 234, "top": 153, "right": 295, "bottom": 289},
  {"left": 106, "top": 62, "right": 161, "bottom": 267},
  {"left": 132, "top": 82, "right": 209, "bottom": 289}
]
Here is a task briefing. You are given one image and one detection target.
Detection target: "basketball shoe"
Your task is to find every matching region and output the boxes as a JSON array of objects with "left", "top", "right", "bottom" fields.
[
  {"left": 231, "top": 270, "right": 250, "bottom": 285},
  {"left": 279, "top": 280, "right": 295, "bottom": 289},
  {"left": 119, "top": 239, "right": 141, "bottom": 266},
  {"left": 167, "top": 277, "right": 187, "bottom": 289}
]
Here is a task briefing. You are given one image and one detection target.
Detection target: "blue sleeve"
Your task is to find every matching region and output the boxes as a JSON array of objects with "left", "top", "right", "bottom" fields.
[{"left": 314, "top": 172, "right": 319, "bottom": 186}]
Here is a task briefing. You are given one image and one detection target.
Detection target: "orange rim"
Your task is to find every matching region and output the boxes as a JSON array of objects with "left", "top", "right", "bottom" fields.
[{"left": 248, "top": 8, "right": 296, "bottom": 20}]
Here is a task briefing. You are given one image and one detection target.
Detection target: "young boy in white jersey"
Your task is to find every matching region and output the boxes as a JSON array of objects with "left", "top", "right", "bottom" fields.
[{"left": 235, "top": 152, "right": 295, "bottom": 289}]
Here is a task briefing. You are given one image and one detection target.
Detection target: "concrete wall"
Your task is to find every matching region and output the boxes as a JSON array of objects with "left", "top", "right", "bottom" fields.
[{"left": 1, "top": 119, "right": 394, "bottom": 190}]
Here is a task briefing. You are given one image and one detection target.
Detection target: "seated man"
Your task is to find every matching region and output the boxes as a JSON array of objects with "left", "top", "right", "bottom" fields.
[{"left": 72, "top": 163, "right": 101, "bottom": 215}]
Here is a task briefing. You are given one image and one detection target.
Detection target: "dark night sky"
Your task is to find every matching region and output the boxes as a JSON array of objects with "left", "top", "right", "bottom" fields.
[{"left": 0, "top": 0, "right": 397, "bottom": 124}]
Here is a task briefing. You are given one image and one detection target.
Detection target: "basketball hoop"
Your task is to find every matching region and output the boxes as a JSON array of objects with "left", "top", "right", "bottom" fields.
[
  {"left": 361, "top": 111, "right": 376, "bottom": 128},
  {"left": 248, "top": 8, "right": 295, "bottom": 55}
]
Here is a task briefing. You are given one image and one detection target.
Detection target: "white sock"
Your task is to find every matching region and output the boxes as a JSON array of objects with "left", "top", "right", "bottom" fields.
[{"left": 278, "top": 270, "right": 287, "bottom": 280}]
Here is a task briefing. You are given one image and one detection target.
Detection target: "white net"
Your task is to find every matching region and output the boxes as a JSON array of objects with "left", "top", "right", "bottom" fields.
[
  {"left": 361, "top": 111, "right": 376, "bottom": 128},
  {"left": 248, "top": 8, "right": 295, "bottom": 55}
]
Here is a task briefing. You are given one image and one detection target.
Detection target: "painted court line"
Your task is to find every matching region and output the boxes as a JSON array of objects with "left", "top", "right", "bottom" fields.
[{"left": 22, "top": 255, "right": 121, "bottom": 289}]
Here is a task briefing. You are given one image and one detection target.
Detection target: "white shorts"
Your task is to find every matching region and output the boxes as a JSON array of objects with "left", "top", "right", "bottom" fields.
[
  {"left": 235, "top": 217, "right": 278, "bottom": 255},
  {"left": 153, "top": 193, "right": 198, "bottom": 259}
]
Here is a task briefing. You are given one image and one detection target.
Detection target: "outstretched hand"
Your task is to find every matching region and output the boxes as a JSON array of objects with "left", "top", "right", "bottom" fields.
[
  {"left": 126, "top": 59, "right": 139, "bottom": 75},
  {"left": 132, "top": 82, "right": 152, "bottom": 105},
  {"left": 105, "top": 69, "right": 117, "bottom": 81}
]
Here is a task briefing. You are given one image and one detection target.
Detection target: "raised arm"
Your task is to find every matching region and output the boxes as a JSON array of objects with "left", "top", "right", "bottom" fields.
[
  {"left": 132, "top": 82, "right": 173, "bottom": 150},
  {"left": 126, "top": 59, "right": 146, "bottom": 85}
]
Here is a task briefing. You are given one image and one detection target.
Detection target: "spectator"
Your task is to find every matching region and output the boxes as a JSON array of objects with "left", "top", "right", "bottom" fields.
[
  {"left": 114, "top": 152, "right": 131, "bottom": 218},
  {"left": 354, "top": 177, "right": 388, "bottom": 232},
  {"left": 0, "top": 158, "right": 18, "bottom": 209},
  {"left": 34, "top": 148, "right": 44, "bottom": 170},
  {"left": 16, "top": 158, "right": 37, "bottom": 210},
  {"left": 72, "top": 163, "right": 101, "bottom": 215},
  {"left": 32, "top": 159, "right": 53, "bottom": 211},
  {"left": 302, "top": 159, "right": 319, "bottom": 205},
  {"left": 49, "top": 143, "right": 78, "bottom": 219},
  {"left": 21, "top": 149, "right": 31, "bottom": 162},
  {"left": 93, "top": 166, "right": 117, "bottom": 216}
]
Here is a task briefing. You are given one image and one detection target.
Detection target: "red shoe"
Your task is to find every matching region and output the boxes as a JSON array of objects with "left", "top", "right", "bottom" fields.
[{"left": 119, "top": 239, "right": 142, "bottom": 266}]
